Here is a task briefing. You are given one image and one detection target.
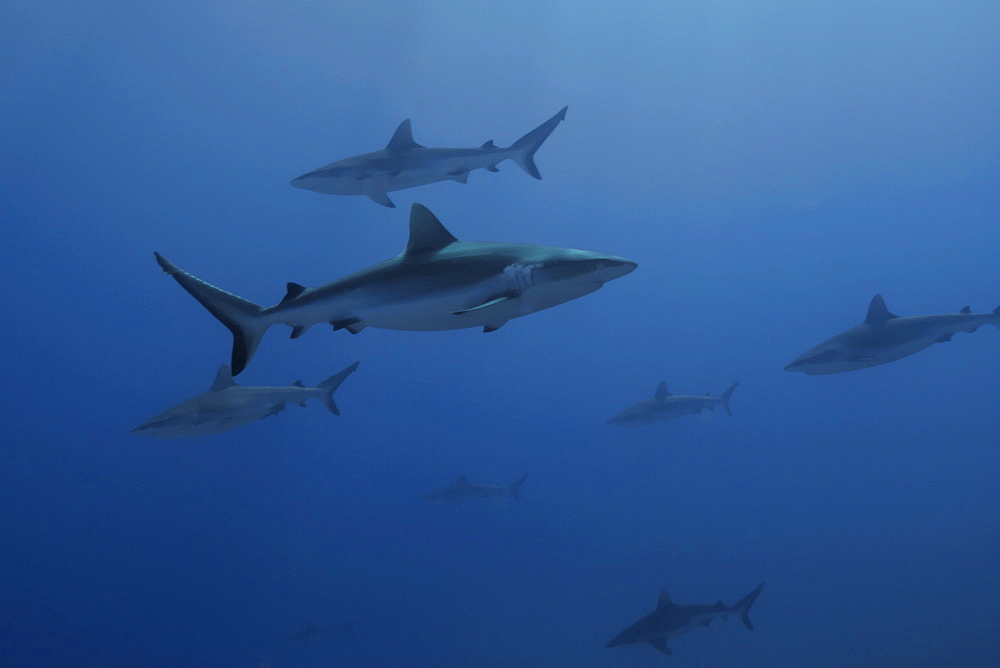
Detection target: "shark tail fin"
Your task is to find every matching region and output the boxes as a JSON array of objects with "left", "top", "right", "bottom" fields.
[
  {"left": 316, "top": 362, "right": 360, "bottom": 415},
  {"left": 733, "top": 583, "right": 764, "bottom": 631},
  {"left": 154, "top": 253, "right": 268, "bottom": 376},
  {"left": 509, "top": 473, "right": 529, "bottom": 500},
  {"left": 509, "top": 106, "right": 567, "bottom": 180},
  {"left": 993, "top": 305, "right": 1000, "bottom": 323},
  {"left": 720, "top": 381, "right": 740, "bottom": 416}
]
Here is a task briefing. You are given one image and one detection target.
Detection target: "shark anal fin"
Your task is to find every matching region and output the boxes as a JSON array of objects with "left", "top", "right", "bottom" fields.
[
  {"left": 649, "top": 639, "right": 672, "bottom": 655},
  {"left": 290, "top": 326, "right": 308, "bottom": 339},
  {"left": 331, "top": 318, "right": 366, "bottom": 334},
  {"left": 452, "top": 293, "right": 516, "bottom": 316},
  {"left": 366, "top": 191, "right": 395, "bottom": 208},
  {"left": 483, "top": 322, "right": 506, "bottom": 333},
  {"left": 486, "top": 164, "right": 499, "bottom": 172}
]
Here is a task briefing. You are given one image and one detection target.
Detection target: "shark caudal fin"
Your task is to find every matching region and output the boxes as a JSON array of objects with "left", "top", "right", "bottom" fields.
[
  {"left": 509, "top": 106, "right": 568, "bottom": 180},
  {"left": 720, "top": 381, "right": 740, "bottom": 416},
  {"left": 733, "top": 583, "right": 764, "bottom": 630},
  {"left": 993, "top": 305, "right": 1000, "bottom": 326},
  {"left": 154, "top": 253, "right": 269, "bottom": 376},
  {"left": 316, "top": 362, "right": 360, "bottom": 415},
  {"left": 509, "top": 473, "right": 529, "bottom": 500}
]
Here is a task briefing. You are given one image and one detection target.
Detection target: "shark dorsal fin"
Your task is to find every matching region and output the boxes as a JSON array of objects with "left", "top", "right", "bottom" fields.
[
  {"left": 292, "top": 380, "right": 305, "bottom": 388},
  {"left": 655, "top": 381, "right": 670, "bottom": 401},
  {"left": 281, "top": 282, "right": 307, "bottom": 304},
  {"left": 386, "top": 119, "right": 421, "bottom": 151},
  {"left": 864, "top": 294, "right": 898, "bottom": 325},
  {"left": 657, "top": 590, "right": 676, "bottom": 610},
  {"left": 457, "top": 474, "right": 468, "bottom": 485},
  {"left": 960, "top": 306, "right": 971, "bottom": 314},
  {"left": 210, "top": 365, "right": 236, "bottom": 391},
  {"left": 405, "top": 204, "right": 458, "bottom": 255},
  {"left": 481, "top": 139, "right": 496, "bottom": 149}
]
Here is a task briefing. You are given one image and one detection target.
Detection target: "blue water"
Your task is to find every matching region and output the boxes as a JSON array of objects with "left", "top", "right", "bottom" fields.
[{"left": 3, "top": 2, "right": 999, "bottom": 666}]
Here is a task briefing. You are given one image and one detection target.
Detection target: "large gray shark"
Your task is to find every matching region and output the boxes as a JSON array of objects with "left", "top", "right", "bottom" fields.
[
  {"left": 153, "top": 203, "right": 636, "bottom": 375},
  {"left": 607, "top": 583, "right": 764, "bottom": 656},
  {"left": 608, "top": 380, "right": 740, "bottom": 426},
  {"left": 422, "top": 473, "right": 528, "bottom": 502},
  {"left": 131, "top": 362, "right": 358, "bottom": 438},
  {"left": 290, "top": 107, "right": 567, "bottom": 207},
  {"left": 785, "top": 294, "right": 1000, "bottom": 375}
]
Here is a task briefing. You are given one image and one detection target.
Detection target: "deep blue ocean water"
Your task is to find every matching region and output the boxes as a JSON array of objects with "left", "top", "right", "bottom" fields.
[{"left": 2, "top": 2, "right": 999, "bottom": 666}]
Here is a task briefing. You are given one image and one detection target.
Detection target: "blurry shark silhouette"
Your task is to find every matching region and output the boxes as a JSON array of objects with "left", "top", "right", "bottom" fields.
[
  {"left": 291, "top": 107, "right": 568, "bottom": 207},
  {"left": 785, "top": 295, "right": 1000, "bottom": 375},
  {"left": 423, "top": 473, "right": 528, "bottom": 502},
  {"left": 608, "top": 381, "right": 739, "bottom": 426},
  {"left": 131, "top": 363, "right": 358, "bottom": 438},
  {"left": 607, "top": 583, "right": 764, "bottom": 656}
]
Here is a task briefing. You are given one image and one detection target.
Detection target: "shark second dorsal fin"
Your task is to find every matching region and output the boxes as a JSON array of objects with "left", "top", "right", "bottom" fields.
[
  {"left": 281, "top": 282, "right": 307, "bottom": 304},
  {"left": 457, "top": 474, "right": 468, "bottom": 485},
  {"left": 960, "top": 306, "right": 971, "bottom": 314},
  {"left": 655, "top": 381, "right": 670, "bottom": 401},
  {"left": 657, "top": 590, "right": 675, "bottom": 610},
  {"left": 405, "top": 204, "right": 458, "bottom": 255},
  {"left": 481, "top": 139, "right": 496, "bottom": 149},
  {"left": 386, "top": 119, "right": 421, "bottom": 151},
  {"left": 865, "top": 294, "right": 899, "bottom": 326},
  {"left": 210, "top": 365, "right": 236, "bottom": 391},
  {"left": 292, "top": 380, "right": 305, "bottom": 388}
]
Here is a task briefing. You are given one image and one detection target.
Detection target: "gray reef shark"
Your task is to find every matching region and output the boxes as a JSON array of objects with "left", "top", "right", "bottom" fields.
[
  {"left": 785, "top": 294, "right": 1000, "bottom": 375},
  {"left": 153, "top": 203, "right": 636, "bottom": 375},
  {"left": 131, "top": 362, "right": 358, "bottom": 438},
  {"left": 290, "top": 106, "right": 568, "bottom": 207},
  {"left": 284, "top": 620, "right": 356, "bottom": 644},
  {"left": 607, "top": 583, "right": 764, "bottom": 656},
  {"left": 423, "top": 473, "right": 529, "bottom": 502},
  {"left": 608, "top": 380, "right": 740, "bottom": 426}
]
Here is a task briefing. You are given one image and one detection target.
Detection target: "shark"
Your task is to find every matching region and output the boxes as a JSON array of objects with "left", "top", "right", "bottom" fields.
[
  {"left": 153, "top": 203, "right": 636, "bottom": 375},
  {"left": 608, "top": 380, "right": 740, "bottom": 426},
  {"left": 283, "top": 620, "right": 356, "bottom": 644},
  {"left": 785, "top": 294, "right": 1000, "bottom": 375},
  {"left": 290, "top": 106, "right": 568, "bottom": 207},
  {"left": 131, "top": 362, "right": 358, "bottom": 438},
  {"left": 606, "top": 583, "right": 764, "bottom": 656},
  {"left": 422, "top": 473, "right": 529, "bottom": 502}
]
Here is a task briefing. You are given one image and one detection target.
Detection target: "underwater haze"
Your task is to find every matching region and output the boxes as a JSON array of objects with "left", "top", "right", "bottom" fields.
[{"left": 3, "top": 2, "right": 999, "bottom": 666}]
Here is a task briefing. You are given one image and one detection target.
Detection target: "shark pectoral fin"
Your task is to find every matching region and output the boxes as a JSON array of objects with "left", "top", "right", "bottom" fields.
[
  {"left": 452, "top": 293, "right": 516, "bottom": 316},
  {"left": 331, "top": 318, "right": 366, "bottom": 334},
  {"left": 366, "top": 191, "right": 395, "bottom": 208},
  {"left": 649, "top": 639, "right": 672, "bottom": 655}
]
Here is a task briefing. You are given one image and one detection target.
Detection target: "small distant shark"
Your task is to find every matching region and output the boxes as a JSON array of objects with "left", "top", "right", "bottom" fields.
[
  {"left": 785, "top": 294, "right": 1000, "bottom": 375},
  {"left": 284, "top": 620, "right": 356, "bottom": 644},
  {"left": 153, "top": 203, "right": 635, "bottom": 375},
  {"left": 291, "top": 107, "right": 568, "bottom": 207},
  {"left": 423, "top": 473, "right": 529, "bottom": 502},
  {"left": 131, "top": 362, "right": 358, "bottom": 438},
  {"left": 608, "top": 380, "right": 740, "bottom": 426},
  {"left": 607, "top": 583, "right": 764, "bottom": 656}
]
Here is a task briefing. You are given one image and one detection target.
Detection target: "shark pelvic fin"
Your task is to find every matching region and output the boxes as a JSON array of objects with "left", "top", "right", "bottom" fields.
[
  {"left": 366, "top": 191, "right": 395, "bottom": 208},
  {"left": 210, "top": 365, "right": 236, "bottom": 391},
  {"left": 385, "top": 119, "right": 421, "bottom": 151},
  {"left": 649, "top": 639, "right": 673, "bottom": 655},
  {"left": 331, "top": 318, "right": 366, "bottom": 334},
  {"left": 865, "top": 294, "right": 899, "bottom": 326},
  {"left": 290, "top": 325, "right": 310, "bottom": 339},
  {"left": 405, "top": 203, "right": 458, "bottom": 255},
  {"left": 655, "top": 381, "right": 670, "bottom": 400},
  {"left": 281, "top": 282, "right": 307, "bottom": 304}
]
